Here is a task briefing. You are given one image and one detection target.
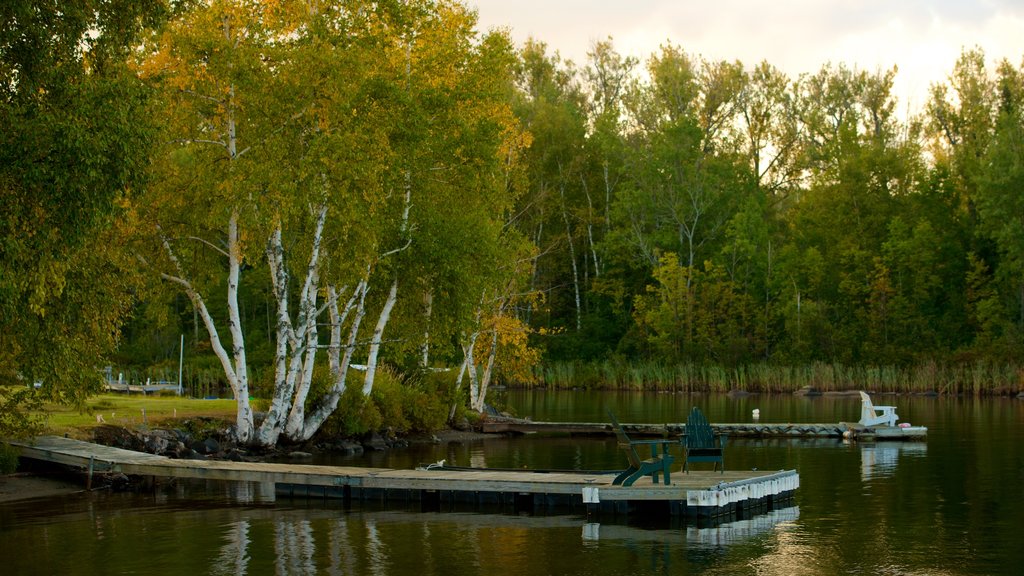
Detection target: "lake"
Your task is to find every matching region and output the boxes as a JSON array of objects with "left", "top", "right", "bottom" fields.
[{"left": 1, "top": 390, "right": 1023, "bottom": 575}]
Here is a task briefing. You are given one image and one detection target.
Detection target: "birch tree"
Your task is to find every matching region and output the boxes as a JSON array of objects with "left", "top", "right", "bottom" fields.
[{"left": 140, "top": 0, "right": 528, "bottom": 446}]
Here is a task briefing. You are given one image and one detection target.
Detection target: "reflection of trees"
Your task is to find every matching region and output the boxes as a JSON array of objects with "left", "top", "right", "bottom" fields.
[
  {"left": 366, "top": 520, "right": 390, "bottom": 576},
  {"left": 327, "top": 519, "right": 356, "bottom": 576},
  {"left": 212, "top": 520, "right": 250, "bottom": 576},
  {"left": 275, "top": 520, "right": 316, "bottom": 575}
]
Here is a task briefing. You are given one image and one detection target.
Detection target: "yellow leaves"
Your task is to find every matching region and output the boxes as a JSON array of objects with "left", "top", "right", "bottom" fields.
[{"left": 475, "top": 314, "right": 541, "bottom": 385}]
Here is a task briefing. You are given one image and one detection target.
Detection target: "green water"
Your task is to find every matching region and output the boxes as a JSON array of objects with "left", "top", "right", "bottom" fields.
[{"left": 2, "top": 391, "right": 1023, "bottom": 575}]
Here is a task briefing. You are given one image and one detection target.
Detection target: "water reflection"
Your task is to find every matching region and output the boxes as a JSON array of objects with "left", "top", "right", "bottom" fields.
[
  {"left": 7, "top": 392, "right": 1024, "bottom": 575},
  {"left": 581, "top": 506, "right": 800, "bottom": 547},
  {"left": 685, "top": 506, "right": 800, "bottom": 547},
  {"left": 212, "top": 520, "right": 250, "bottom": 576},
  {"left": 859, "top": 442, "right": 928, "bottom": 481},
  {"left": 194, "top": 504, "right": 804, "bottom": 576},
  {"left": 275, "top": 519, "right": 316, "bottom": 575}
]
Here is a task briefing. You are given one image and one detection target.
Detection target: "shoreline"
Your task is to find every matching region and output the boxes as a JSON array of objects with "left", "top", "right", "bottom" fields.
[{"left": 0, "top": 472, "right": 86, "bottom": 503}]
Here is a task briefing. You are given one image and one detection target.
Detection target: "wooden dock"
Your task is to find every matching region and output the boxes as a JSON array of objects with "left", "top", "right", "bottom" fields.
[
  {"left": 480, "top": 419, "right": 926, "bottom": 440},
  {"left": 104, "top": 381, "right": 181, "bottom": 394},
  {"left": 9, "top": 436, "right": 799, "bottom": 519}
]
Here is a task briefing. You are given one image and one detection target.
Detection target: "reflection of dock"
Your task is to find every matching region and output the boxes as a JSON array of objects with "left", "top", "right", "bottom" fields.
[
  {"left": 860, "top": 442, "right": 927, "bottom": 480},
  {"left": 10, "top": 436, "right": 797, "bottom": 519}
]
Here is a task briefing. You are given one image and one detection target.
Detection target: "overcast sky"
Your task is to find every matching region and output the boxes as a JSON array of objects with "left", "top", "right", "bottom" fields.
[{"left": 468, "top": 1, "right": 1024, "bottom": 112}]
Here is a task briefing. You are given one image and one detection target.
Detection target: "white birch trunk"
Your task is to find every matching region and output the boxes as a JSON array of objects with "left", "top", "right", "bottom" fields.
[
  {"left": 282, "top": 206, "right": 328, "bottom": 439},
  {"left": 603, "top": 162, "right": 613, "bottom": 234},
  {"left": 252, "top": 206, "right": 328, "bottom": 446},
  {"left": 295, "top": 278, "right": 367, "bottom": 441},
  {"left": 159, "top": 234, "right": 241, "bottom": 401},
  {"left": 226, "top": 211, "right": 254, "bottom": 443},
  {"left": 464, "top": 333, "right": 480, "bottom": 413},
  {"left": 419, "top": 290, "right": 433, "bottom": 369},
  {"left": 448, "top": 335, "right": 474, "bottom": 422},
  {"left": 256, "top": 225, "right": 295, "bottom": 446},
  {"left": 471, "top": 327, "right": 499, "bottom": 413},
  {"left": 581, "top": 175, "right": 601, "bottom": 277},
  {"left": 221, "top": 56, "right": 254, "bottom": 442},
  {"left": 559, "top": 186, "right": 582, "bottom": 331},
  {"left": 362, "top": 277, "right": 398, "bottom": 396}
]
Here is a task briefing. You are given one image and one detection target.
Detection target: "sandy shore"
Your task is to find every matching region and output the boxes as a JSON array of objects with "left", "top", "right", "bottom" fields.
[{"left": 0, "top": 473, "right": 85, "bottom": 503}]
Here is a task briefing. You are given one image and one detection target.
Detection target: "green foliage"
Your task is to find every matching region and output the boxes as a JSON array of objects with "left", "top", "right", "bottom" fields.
[
  {"left": 73, "top": 20, "right": 1024, "bottom": 402},
  {"left": 1, "top": 0, "right": 164, "bottom": 424},
  {"left": 0, "top": 386, "right": 42, "bottom": 439},
  {"left": 318, "top": 366, "right": 449, "bottom": 438},
  {"left": 177, "top": 417, "right": 230, "bottom": 442},
  {"left": 0, "top": 444, "right": 20, "bottom": 475}
]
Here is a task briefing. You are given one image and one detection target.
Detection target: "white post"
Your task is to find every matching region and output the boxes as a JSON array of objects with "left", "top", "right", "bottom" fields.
[{"left": 178, "top": 333, "right": 185, "bottom": 396}]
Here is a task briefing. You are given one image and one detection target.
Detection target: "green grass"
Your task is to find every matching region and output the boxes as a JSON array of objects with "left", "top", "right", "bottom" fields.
[{"left": 38, "top": 394, "right": 237, "bottom": 438}]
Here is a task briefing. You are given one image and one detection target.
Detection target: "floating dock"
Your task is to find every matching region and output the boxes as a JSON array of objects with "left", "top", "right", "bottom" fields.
[
  {"left": 480, "top": 420, "right": 925, "bottom": 440},
  {"left": 8, "top": 436, "right": 798, "bottom": 519}
]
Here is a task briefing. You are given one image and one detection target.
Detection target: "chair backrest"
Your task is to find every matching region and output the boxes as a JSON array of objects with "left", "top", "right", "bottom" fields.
[
  {"left": 859, "top": 391, "right": 898, "bottom": 427},
  {"left": 685, "top": 407, "right": 715, "bottom": 448},
  {"left": 608, "top": 410, "right": 642, "bottom": 467},
  {"left": 858, "top": 391, "right": 876, "bottom": 423}
]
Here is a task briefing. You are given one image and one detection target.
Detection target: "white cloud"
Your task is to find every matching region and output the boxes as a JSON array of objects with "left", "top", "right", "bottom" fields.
[{"left": 469, "top": 0, "right": 1024, "bottom": 110}]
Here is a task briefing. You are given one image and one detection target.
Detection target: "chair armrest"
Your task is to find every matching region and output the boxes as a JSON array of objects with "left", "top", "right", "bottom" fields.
[{"left": 628, "top": 439, "right": 676, "bottom": 446}]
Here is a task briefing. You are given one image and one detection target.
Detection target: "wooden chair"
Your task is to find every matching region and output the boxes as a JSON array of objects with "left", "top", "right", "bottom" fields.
[
  {"left": 682, "top": 407, "right": 726, "bottom": 473},
  {"left": 607, "top": 410, "right": 675, "bottom": 486},
  {"left": 858, "top": 391, "right": 898, "bottom": 427}
]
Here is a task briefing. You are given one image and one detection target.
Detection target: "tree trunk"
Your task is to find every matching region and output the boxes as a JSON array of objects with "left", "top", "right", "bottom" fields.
[
  {"left": 464, "top": 334, "right": 480, "bottom": 413},
  {"left": 363, "top": 277, "right": 399, "bottom": 396},
  {"left": 420, "top": 290, "right": 433, "bottom": 369},
  {"left": 471, "top": 327, "right": 499, "bottom": 412},
  {"left": 559, "top": 182, "right": 582, "bottom": 331},
  {"left": 253, "top": 206, "right": 328, "bottom": 447},
  {"left": 226, "top": 212, "right": 255, "bottom": 443},
  {"left": 296, "top": 278, "right": 368, "bottom": 441},
  {"left": 256, "top": 225, "right": 294, "bottom": 446},
  {"left": 581, "top": 175, "right": 601, "bottom": 277},
  {"left": 281, "top": 206, "right": 327, "bottom": 440}
]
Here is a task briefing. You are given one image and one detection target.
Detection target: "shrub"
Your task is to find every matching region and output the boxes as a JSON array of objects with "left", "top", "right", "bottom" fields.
[
  {"left": 0, "top": 444, "right": 20, "bottom": 475},
  {"left": 316, "top": 365, "right": 453, "bottom": 439}
]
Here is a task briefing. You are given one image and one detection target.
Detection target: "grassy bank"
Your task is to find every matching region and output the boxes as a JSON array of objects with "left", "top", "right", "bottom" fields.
[
  {"left": 529, "top": 360, "right": 1023, "bottom": 395},
  {"left": 35, "top": 365, "right": 453, "bottom": 440},
  {"left": 38, "top": 394, "right": 237, "bottom": 438}
]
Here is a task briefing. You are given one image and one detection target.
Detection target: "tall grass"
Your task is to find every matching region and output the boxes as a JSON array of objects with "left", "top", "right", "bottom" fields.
[{"left": 527, "top": 360, "right": 1023, "bottom": 395}]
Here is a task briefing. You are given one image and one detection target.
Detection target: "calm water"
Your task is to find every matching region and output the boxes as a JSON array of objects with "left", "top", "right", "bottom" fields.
[{"left": 2, "top": 391, "right": 1023, "bottom": 575}]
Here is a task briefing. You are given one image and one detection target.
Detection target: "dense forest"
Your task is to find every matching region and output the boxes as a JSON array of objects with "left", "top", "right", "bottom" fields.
[{"left": 4, "top": 0, "right": 1024, "bottom": 443}]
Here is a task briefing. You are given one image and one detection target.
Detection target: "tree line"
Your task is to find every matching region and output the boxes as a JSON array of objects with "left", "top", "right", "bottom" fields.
[
  {"left": 3, "top": 1, "right": 1023, "bottom": 445},
  {"left": 518, "top": 41, "right": 1024, "bottom": 373}
]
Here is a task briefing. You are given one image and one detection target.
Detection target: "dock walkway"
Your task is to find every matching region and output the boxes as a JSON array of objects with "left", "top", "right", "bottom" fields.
[
  {"left": 9, "top": 436, "right": 798, "bottom": 519},
  {"left": 482, "top": 420, "right": 862, "bottom": 438}
]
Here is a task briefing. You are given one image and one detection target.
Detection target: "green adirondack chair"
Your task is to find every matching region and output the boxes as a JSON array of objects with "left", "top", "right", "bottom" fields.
[
  {"left": 682, "top": 407, "right": 726, "bottom": 473},
  {"left": 608, "top": 410, "right": 675, "bottom": 486}
]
